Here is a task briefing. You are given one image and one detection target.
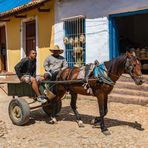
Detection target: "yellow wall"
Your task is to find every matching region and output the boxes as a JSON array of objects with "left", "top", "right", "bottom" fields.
[
  {"left": 37, "top": 0, "right": 55, "bottom": 74},
  {"left": 6, "top": 0, "right": 54, "bottom": 74},
  {"left": 7, "top": 19, "right": 21, "bottom": 72}
]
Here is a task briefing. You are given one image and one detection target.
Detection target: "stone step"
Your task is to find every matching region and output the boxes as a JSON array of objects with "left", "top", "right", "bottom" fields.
[
  {"left": 118, "top": 74, "right": 148, "bottom": 83},
  {"left": 108, "top": 94, "right": 148, "bottom": 105},
  {"left": 111, "top": 88, "right": 148, "bottom": 97},
  {"left": 114, "top": 81, "right": 148, "bottom": 91}
]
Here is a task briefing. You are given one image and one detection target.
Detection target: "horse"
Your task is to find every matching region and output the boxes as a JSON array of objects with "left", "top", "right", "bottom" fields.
[{"left": 49, "top": 53, "right": 143, "bottom": 135}]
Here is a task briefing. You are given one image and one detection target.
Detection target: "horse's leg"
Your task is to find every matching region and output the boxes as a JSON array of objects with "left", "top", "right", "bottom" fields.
[
  {"left": 49, "top": 89, "right": 66, "bottom": 124},
  {"left": 92, "top": 95, "right": 108, "bottom": 125},
  {"left": 49, "top": 99, "right": 58, "bottom": 124},
  {"left": 104, "top": 95, "right": 108, "bottom": 116},
  {"left": 70, "top": 92, "right": 84, "bottom": 127},
  {"left": 97, "top": 94, "right": 110, "bottom": 135}
]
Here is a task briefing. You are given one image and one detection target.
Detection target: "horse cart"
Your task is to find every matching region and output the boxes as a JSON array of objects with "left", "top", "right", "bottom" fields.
[
  {"left": 0, "top": 72, "right": 88, "bottom": 126},
  {"left": 0, "top": 55, "right": 143, "bottom": 135},
  {"left": 0, "top": 73, "right": 62, "bottom": 126}
]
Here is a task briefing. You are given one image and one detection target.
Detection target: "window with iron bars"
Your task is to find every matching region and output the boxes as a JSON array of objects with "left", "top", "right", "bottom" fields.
[{"left": 64, "top": 17, "right": 85, "bottom": 67}]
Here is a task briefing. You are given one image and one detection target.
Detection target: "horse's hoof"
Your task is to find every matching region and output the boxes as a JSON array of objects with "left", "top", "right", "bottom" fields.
[
  {"left": 77, "top": 120, "right": 84, "bottom": 127},
  {"left": 102, "top": 129, "right": 111, "bottom": 136},
  {"left": 49, "top": 118, "right": 58, "bottom": 124}
]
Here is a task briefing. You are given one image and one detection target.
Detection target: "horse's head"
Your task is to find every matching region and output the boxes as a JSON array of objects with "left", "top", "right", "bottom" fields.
[{"left": 125, "top": 55, "right": 144, "bottom": 85}]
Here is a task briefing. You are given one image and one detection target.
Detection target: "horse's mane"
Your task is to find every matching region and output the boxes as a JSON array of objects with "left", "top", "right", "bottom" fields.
[{"left": 104, "top": 54, "right": 127, "bottom": 77}]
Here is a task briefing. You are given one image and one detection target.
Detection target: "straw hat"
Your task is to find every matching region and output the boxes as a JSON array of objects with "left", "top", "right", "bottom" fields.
[
  {"left": 63, "top": 37, "right": 68, "bottom": 44},
  {"left": 69, "top": 37, "right": 74, "bottom": 45},
  {"left": 80, "top": 34, "right": 85, "bottom": 44},
  {"left": 49, "top": 45, "right": 64, "bottom": 54}
]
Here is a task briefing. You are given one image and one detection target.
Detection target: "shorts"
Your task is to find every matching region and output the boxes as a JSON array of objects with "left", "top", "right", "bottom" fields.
[
  {"left": 20, "top": 75, "right": 32, "bottom": 84},
  {"left": 20, "top": 75, "right": 42, "bottom": 84}
]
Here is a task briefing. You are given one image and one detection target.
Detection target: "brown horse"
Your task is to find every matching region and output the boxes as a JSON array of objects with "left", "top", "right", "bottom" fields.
[{"left": 50, "top": 53, "right": 143, "bottom": 135}]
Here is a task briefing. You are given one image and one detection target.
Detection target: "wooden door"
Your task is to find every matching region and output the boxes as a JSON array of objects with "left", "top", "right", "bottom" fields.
[
  {"left": 0, "top": 26, "right": 7, "bottom": 71},
  {"left": 25, "top": 20, "right": 36, "bottom": 56}
]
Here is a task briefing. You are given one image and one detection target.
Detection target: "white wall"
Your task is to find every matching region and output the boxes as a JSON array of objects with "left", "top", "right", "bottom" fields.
[
  {"left": 54, "top": 0, "right": 148, "bottom": 63},
  {"left": 86, "top": 17, "right": 109, "bottom": 63},
  {"left": 54, "top": 22, "right": 65, "bottom": 57},
  {"left": 55, "top": 0, "right": 148, "bottom": 22}
]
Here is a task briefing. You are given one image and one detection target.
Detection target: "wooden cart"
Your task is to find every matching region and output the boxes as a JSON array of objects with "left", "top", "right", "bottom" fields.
[{"left": 0, "top": 73, "right": 61, "bottom": 126}]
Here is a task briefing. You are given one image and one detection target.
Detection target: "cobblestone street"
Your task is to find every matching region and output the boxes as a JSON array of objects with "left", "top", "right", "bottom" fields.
[{"left": 0, "top": 89, "right": 148, "bottom": 148}]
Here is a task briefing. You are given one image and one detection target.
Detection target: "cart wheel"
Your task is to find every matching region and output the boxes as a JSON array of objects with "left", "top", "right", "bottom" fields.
[
  {"left": 8, "top": 98, "right": 30, "bottom": 126},
  {"left": 42, "top": 100, "right": 62, "bottom": 116}
]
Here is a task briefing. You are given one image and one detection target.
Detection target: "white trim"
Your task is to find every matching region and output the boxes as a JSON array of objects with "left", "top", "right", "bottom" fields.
[
  {"left": 20, "top": 21, "right": 25, "bottom": 59},
  {"left": 5, "top": 23, "right": 9, "bottom": 71},
  {"left": 0, "top": 22, "right": 9, "bottom": 71},
  {"left": 35, "top": 16, "right": 39, "bottom": 75},
  {"left": 20, "top": 16, "right": 39, "bottom": 74},
  {"left": 61, "top": 15, "right": 85, "bottom": 21}
]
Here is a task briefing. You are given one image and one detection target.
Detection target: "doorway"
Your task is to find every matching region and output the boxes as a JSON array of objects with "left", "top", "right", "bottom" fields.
[
  {"left": 0, "top": 26, "right": 7, "bottom": 71},
  {"left": 25, "top": 20, "right": 36, "bottom": 56},
  {"left": 109, "top": 10, "right": 148, "bottom": 74},
  {"left": 23, "top": 20, "right": 36, "bottom": 56}
]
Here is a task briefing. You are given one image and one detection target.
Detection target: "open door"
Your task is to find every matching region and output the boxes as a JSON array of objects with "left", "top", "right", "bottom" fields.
[
  {"left": 25, "top": 20, "right": 36, "bottom": 56},
  {"left": 0, "top": 26, "right": 7, "bottom": 71}
]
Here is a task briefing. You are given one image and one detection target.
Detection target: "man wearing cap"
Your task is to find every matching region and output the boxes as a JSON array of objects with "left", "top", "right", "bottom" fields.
[{"left": 44, "top": 45, "right": 68, "bottom": 80}]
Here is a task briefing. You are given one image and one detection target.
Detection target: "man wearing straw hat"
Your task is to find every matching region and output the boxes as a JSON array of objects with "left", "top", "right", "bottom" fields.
[{"left": 44, "top": 45, "right": 68, "bottom": 80}]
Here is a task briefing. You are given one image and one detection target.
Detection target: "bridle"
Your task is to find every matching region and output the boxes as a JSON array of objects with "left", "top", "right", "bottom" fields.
[
  {"left": 125, "top": 56, "right": 138, "bottom": 76},
  {"left": 125, "top": 56, "right": 143, "bottom": 85}
]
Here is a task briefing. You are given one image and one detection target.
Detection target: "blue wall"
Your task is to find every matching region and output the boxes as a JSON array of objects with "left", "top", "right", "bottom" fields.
[{"left": 0, "top": 0, "right": 31, "bottom": 13}]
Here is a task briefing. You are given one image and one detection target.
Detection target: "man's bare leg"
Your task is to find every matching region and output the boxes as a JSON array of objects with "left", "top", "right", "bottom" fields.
[
  {"left": 31, "top": 77, "right": 47, "bottom": 103},
  {"left": 31, "top": 77, "right": 41, "bottom": 96}
]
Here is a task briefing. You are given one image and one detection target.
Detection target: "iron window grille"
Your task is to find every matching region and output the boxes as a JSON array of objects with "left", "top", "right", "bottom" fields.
[{"left": 64, "top": 16, "right": 86, "bottom": 67}]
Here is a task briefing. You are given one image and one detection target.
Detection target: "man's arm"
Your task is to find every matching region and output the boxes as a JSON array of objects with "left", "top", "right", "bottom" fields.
[
  {"left": 61, "top": 58, "right": 68, "bottom": 70},
  {"left": 33, "top": 63, "right": 36, "bottom": 77},
  {"left": 14, "top": 58, "right": 27, "bottom": 78},
  {"left": 44, "top": 56, "right": 51, "bottom": 72}
]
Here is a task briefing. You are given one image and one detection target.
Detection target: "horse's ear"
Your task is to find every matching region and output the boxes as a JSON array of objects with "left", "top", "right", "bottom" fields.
[
  {"left": 94, "top": 60, "right": 99, "bottom": 66},
  {"left": 126, "top": 52, "right": 131, "bottom": 58},
  {"left": 126, "top": 51, "right": 136, "bottom": 58}
]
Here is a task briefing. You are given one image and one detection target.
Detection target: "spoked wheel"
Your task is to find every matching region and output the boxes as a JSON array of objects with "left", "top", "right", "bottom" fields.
[
  {"left": 42, "top": 100, "right": 62, "bottom": 116},
  {"left": 8, "top": 98, "right": 30, "bottom": 126}
]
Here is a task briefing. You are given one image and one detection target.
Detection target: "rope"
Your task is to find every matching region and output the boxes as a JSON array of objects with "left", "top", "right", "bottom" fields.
[{"left": 48, "top": 83, "right": 56, "bottom": 90}]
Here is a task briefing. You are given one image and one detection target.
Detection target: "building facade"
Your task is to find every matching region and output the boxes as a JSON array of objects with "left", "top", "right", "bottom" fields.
[
  {"left": 0, "top": 0, "right": 148, "bottom": 74},
  {"left": 54, "top": 0, "right": 148, "bottom": 73},
  {"left": 0, "top": 0, "right": 54, "bottom": 74}
]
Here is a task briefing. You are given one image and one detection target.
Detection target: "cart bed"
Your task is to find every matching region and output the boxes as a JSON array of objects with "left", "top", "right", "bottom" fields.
[{"left": 8, "top": 83, "right": 36, "bottom": 97}]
